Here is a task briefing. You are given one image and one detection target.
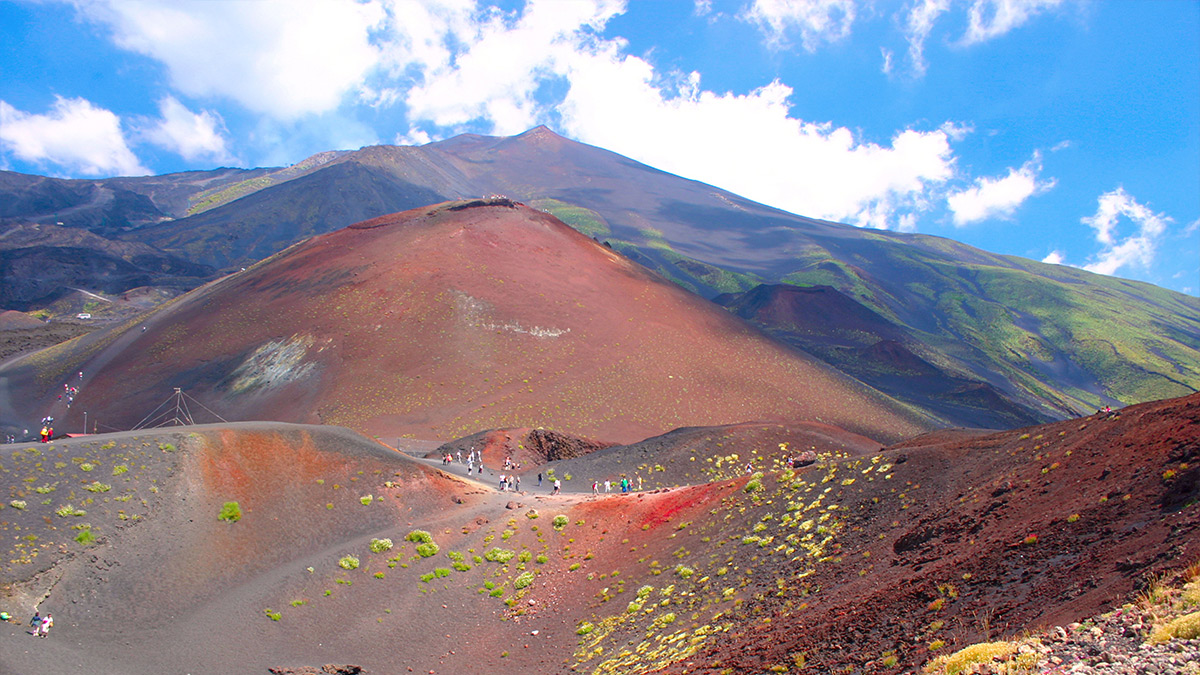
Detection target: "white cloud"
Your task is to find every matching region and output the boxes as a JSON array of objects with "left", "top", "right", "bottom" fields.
[
  {"left": 0, "top": 96, "right": 148, "bottom": 176},
  {"left": 962, "top": 0, "right": 1066, "bottom": 45},
  {"left": 946, "top": 152, "right": 1054, "bottom": 225},
  {"left": 1081, "top": 187, "right": 1171, "bottom": 276},
  {"left": 1041, "top": 250, "right": 1064, "bottom": 265},
  {"left": 902, "top": 0, "right": 950, "bottom": 77},
  {"left": 83, "top": 0, "right": 386, "bottom": 119},
  {"left": 395, "top": 0, "right": 625, "bottom": 135},
  {"left": 558, "top": 62, "right": 955, "bottom": 229},
  {"left": 743, "top": 0, "right": 857, "bottom": 51},
  {"left": 141, "top": 96, "right": 233, "bottom": 163}
]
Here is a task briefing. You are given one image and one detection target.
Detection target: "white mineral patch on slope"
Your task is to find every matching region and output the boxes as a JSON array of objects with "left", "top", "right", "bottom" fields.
[
  {"left": 226, "top": 334, "right": 316, "bottom": 393},
  {"left": 452, "top": 290, "right": 570, "bottom": 339}
]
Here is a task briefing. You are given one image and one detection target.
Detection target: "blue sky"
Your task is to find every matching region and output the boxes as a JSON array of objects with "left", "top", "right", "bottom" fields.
[{"left": 1, "top": 0, "right": 1197, "bottom": 294}]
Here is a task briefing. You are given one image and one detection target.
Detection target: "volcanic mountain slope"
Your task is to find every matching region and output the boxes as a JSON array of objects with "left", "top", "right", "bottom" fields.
[
  {"left": 714, "top": 284, "right": 1051, "bottom": 429},
  {"left": 0, "top": 199, "right": 934, "bottom": 445},
  {"left": 0, "top": 395, "right": 1195, "bottom": 675},
  {"left": 129, "top": 127, "right": 1200, "bottom": 419},
  {"left": 3, "top": 128, "right": 1197, "bottom": 423},
  {"left": 0, "top": 167, "right": 271, "bottom": 234},
  {"left": 0, "top": 423, "right": 477, "bottom": 674},
  {"left": 0, "top": 221, "right": 213, "bottom": 310}
]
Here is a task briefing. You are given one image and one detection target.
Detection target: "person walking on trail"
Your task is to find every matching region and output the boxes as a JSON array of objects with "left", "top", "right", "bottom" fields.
[
  {"left": 604, "top": 480, "right": 611, "bottom": 493},
  {"left": 29, "top": 611, "right": 39, "bottom": 632},
  {"left": 498, "top": 474, "right": 507, "bottom": 491},
  {"left": 37, "top": 614, "right": 52, "bottom": 638},
  {"left": 514, "top": 475, "right": 521, "bottom": 492},
  {"left": 552, "top": 478, "right": 561, "bottom": 495},
  {"left": 538, "top": 473, "right": 543, "bottom": 486},
  {"left": 592, "top": 480, "right": 599, "bottom": 495}
]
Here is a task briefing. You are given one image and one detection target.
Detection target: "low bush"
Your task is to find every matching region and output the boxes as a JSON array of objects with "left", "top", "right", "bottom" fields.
[
  {"left": 1149, "top": 611, "right": 1200, "bottom": 643},
  {"left": 485, "top": 548, "right": 516, "bottom": 563},
  {"left": 406, "top": 530, "right": 433, "bottom": 544},
  {"left": 923, "top": 641, "right": 1018, "bottom": 674},
  {"left": 218, "top": 501, "right": 241, "bottom": 522}
]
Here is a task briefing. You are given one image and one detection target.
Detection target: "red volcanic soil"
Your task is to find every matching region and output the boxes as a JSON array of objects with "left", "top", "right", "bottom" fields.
[
  {"left": 653, "top": 393, "right": 1200, "bottom": 673},
  {"left": 0, "top": 199, "right": 933, "bottom": 445},
  {"left": 0, "top": 394, "right": 1195, "bottom": 675}
]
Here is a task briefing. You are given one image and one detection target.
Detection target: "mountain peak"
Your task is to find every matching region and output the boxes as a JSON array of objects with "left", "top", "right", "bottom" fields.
[{"left": 513, "top": 125, "right": 566, "bottom": 145}]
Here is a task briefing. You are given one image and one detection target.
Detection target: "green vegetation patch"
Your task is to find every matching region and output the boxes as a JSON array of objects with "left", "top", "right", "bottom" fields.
[
  {"left": 218, "top": 501, "right": 242, "bottom": 522},
  {"left": 530, "top": 198, "right": 611, "bottom": 238},
  {"left": 406, "top": 530, "right": 433, "bottom": 544},
  {"left": 485, "top": 547, "right": 516, "bottom": 563}
]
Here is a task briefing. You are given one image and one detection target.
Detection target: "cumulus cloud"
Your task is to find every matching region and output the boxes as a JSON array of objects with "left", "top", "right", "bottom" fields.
[
  {"left": 1041, "top": 250, "right": 1064, "bottom": 265},
  {"left": 141, "top": 96, "right": 233, "bottom": 163},
  {"left": 391, "top": 0, "right": 625, "bottom": 135},
  {"left": 81, "top": 0, "right": 386, "bottom": 119},
  {"left": 0, "top": 96, "right": 148, "bottom": 176},
  {"left": 1081, "top": 187, "right": 1171, "bottom": 276},
  {"left": 559, "top": 69, "right": 955, "bottom": 228},
  {"left": 743, "top": 0, "right": 857, "bottom": 50},
  {"left": 946, "top": 152, "right": 1054, "bottom": 225}
]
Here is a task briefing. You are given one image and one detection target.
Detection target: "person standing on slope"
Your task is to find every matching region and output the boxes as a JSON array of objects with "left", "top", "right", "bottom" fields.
[{"left": 552, "top": 478, "right": 561, "bottom": 495}]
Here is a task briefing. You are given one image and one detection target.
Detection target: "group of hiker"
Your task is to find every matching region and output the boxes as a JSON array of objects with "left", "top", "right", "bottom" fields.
[
  {"left": 590, "top": 476, "right": 638, "bottom": 494},
  {"left": 437, "top": 445, "right": 651, "bottom": 498},
  {"left": 34, "top": 372, "right": 85, "bottom": 443},
  {"left": 38, "top": 416, "right": 55, "bottom": 443},
  {"left": 0, "top": 610, "right": 53, "bottom": 638}
]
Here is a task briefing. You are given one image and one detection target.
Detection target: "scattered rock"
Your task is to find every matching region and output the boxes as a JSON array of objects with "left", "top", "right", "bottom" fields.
[{"left": 268, "top": 665, "right": 363, "bottom": 675}]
